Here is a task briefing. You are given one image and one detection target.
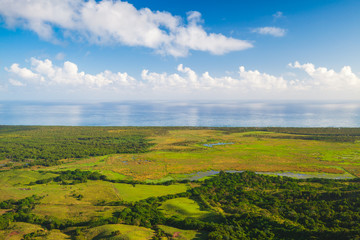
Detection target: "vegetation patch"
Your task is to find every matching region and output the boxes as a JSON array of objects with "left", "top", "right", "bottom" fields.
[
  {"left": 83, "top": 224, "right": 154, "bottom": 240},
  {"left": 0, "top": 222, "right": 45, "bottom": 240},
  {"left": 1, "top": 127, "right": 360, "bottom": 239},
  {"left": 0, "top": 126, "right": 153, "bottom": 167},
  {"left": 158, "top": 225, "right": 207, "bottom": 240},
  {"left": 113, "top": 183, "right": 188, "bottom": 202},
  {"left": 159, "top": 198, "right": 219, "bottom": 221}
]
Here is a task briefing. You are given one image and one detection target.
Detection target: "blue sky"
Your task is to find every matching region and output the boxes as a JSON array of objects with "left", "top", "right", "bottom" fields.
[{"left": 0, "top": 0, "right": 359, "bottom": 101}]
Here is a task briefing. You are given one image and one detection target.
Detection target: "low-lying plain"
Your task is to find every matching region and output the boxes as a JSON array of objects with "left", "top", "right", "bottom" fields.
[{"left": 0, "top": 126, "right": 359, "bottom": 239}]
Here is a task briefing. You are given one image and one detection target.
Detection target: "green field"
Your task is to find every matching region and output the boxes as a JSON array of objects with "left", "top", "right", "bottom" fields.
[
  {"left": 113, "top": 183, "right": 188, "bottom": 202},
  {"left": 0, "top": 222, "right": 45, "bottom": 240},
  {"left": 1, "top": 126, "right": 360, "bottom": 239},
  {"left": 83, "top": 224, "right": 154, "bottom": 240},
  {"left": 158, "top": 225, "right": 207, "bottom": 240},
  {"left": 159, "top": 198, "right": 220, "bottom": 221}
]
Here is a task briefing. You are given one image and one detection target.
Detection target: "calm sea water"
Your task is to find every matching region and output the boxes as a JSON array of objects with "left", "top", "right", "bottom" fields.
[{"left": 0, "top": 101, "right": 360, "bottom": 127}]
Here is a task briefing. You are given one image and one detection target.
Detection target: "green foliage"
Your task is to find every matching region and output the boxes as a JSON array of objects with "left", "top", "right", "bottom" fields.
[
  {"left": 0, "top": 195, "right": 43, "bottom": 230},
  {"left": 0, "top": 126, "right": 153, "bottom": 165},
  {"left": 29, "top": 169, "right": 107, "bottom": 185},
  {"left": 1, "top": 126, "right": 360, "bottom": 239},
  {"left": 115, "top": 202, "right": 166, "bottom": 228},
  {"left": 191, "top": 171, "right": 360, "bottom": 239},
  {"left": 1, "top": 171, "right": 360, "bottom": 239},
  {"left": 23, "top": 229, "right": 48, "bottom": 239},
  {"left": 217, "top": 127, "right": 360, "bottom": 142},
  {"left": 30, "top": 169, "right": 189, "bottom": 188}
]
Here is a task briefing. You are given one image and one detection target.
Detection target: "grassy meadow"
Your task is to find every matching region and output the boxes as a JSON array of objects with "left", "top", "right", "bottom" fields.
[
  {"left": 158, "top": 225, "right": 207, "bottom": 240},
  {"left": 83, "top": 224, "right": 154, "bottom": 240},
  {"left": 37, "top": 128, "right": 360, "bottom": 180}
]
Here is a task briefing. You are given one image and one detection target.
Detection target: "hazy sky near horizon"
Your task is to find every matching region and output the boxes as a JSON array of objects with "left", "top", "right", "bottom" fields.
[{"left": 0, "top": 0, "right": 360, "bottom": 101}]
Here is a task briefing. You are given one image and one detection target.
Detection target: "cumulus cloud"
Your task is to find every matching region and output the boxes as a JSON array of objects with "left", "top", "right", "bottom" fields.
[
  {"left": 141, "top": 64, "right": 290, "bottom": 91},
  {"left": 6, "top": 58, "right": 290, "bottom": 91},
  {"left": 238, "top": 66, "right": 288, "bottom": 90},
  {"left": 252, "top": 27, "right": 286, "bottom": 37},
  {"left": 6, "top": 58, "right": 135, "bottom": 88},
  {"left": 0, "top": 0, "right": 252, "bottom": 56},
  {"left": 5, "top": 59, "right": 360, "bottom": 99},
  {"left": 289, "top": 61, "right": 360, "bottom": 89},
  {"left": 5, "top": 63, "right": 42, "bottom": 82}
]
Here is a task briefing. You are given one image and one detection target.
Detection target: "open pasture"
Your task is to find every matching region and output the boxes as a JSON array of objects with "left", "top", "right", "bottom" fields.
[
  {"left": 0, "top": 168, "right": 189, "bottom": 223},
  {"left": 113, "top": 183, "right": 188, "bottom": 202},
  {"left": 0, "top": 222, "right": 70, "bottom": 240},
  {"left": 158, "top": 225, "right": 207, "bottom": 240},
  {"left": 47, "top": 128, "right": 359, "bottom": 180},
  {"left": 159, "top": 197, "right": 220, "bottom": 222},
  {"left": 83, "top": 224, "right": 154, "bottom": 240},
  {"left": 1, "top": 127, "right": 360, "bottom": 180}
]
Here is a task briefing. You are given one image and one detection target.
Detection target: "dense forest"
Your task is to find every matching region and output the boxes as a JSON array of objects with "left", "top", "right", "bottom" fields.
[
  {"left": 116, "top": 171, "right": 360, "bottom": 239},
  {"left": 1, "top": 171, "right": 359, "bottom": 239},
  {"left": 0, "top": 126, "right": 153, "bottom": 166},
  {"left": 216, "top": 127, "right": 360, "bottom": 142},
  {"left": 190, "top": 171, "right": 360, "bottom": 239}
]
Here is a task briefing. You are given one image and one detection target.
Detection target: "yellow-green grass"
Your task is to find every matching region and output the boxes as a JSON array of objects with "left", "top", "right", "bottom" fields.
[
  {"left": 4, "top": 129, "right": 360, "bottom": 181},
  {"left": 0, "top": 170, "right": 61, "bottom": 201},
  {"left": 44, "top": 155, "right": 111, "bottom": 171},
  {"left": 0, "top": 222, "right": 44, "bottom": 240},
  {"left": 113, "top": 183, "right": 188, "bottom": 202},
  {"left": 0, "top": 172, "right": 119, "bottom": 221},
  {"left": 41, "top": 229, "right": 70, "bottom": 239},
  {"left": 84, "top": 224, "right": 154, "bottom": 240},
  {"left": 0, "top": 170, "right": 188, "bottom": 220},
  {"left": 98, "top": 170, "right": 127, "bottom": 180},
  {"left": 0, "top": 177, "right": 125, "bottom": 221},
  {"left": 159, "top": 198, "right": 220, "bottom": 221},
  {"left": 0, "top": 175, "right": 119, "bottom": 201},
  {"left": 0, "top": 223, "right": 70, "bottom": 240},
  {"left": 158, "top": 225, "right": 207, "bottom": 240},
  {"left": 23, "top": 130, "right": 360, "bottom": 180},
  {"left": 0, "top": 170, "right": 58, "bottom": 186},
  {"left": 33, "top": 204, "right": 125, "bottom": 222},
  {"left": 100, "top": 130, "right": 360, "bottom": 179}
]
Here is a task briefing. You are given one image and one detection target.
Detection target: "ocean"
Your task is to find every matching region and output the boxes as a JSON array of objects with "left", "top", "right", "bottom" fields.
[{"left": 0, "top": 101, "right": 359, "bottom": 127}]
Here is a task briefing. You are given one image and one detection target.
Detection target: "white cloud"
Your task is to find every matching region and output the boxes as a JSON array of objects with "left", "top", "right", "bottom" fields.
[
  {"left": 6, "top": 58, "right": 290, "bottom": 92},
  {"left": 6, "top": 63, "right": 42, "bottom": 82},
  {"left": 142, "top": 64, "right": 291, "bottom": 91},
  {"left": 0, "top": 0, "right": 252, "bottom": 56},
  {"left": 5, "top": 59, "right": 360, "bottom": 100},
  {"left": 0, "top": 0, "right": 77, "bottom": 41},
  {"left": 252, "top": 27, "right": 286, "bottom": 37},
  {"left": 6, "top": 58, "right": 135, "bottom": 88},
  {"left": 289, "top": 61, "right": 360, "bottom": 89},
  {"left": 239, "top": 66, "right": 288, "bottom": 90},
  {"left": 141, "top": 69, "right": 188, "bottom": 89},
  {"left": 9, "top": 79, "right": 26, "bottom": 87}
]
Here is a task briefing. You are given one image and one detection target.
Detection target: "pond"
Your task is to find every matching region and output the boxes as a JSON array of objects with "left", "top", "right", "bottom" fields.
[{"left": 203, "top": 142, "right": 234, "bottom": 147}]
